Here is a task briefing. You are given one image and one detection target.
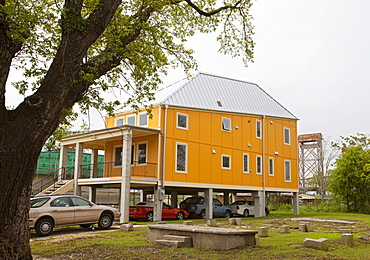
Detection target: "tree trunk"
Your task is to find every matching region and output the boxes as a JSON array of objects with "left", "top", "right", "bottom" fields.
[{"left": 0, "top": 127, "right": 44, "bottom": 259}]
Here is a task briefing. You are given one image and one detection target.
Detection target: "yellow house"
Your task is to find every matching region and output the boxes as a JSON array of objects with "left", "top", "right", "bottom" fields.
[{"left": 60, "top": 72, "right": 299, "bottom": 221}]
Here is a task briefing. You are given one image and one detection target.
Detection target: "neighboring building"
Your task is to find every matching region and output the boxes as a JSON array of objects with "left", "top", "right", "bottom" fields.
[{"left": 60, "top": 72, "right": 300, "bottom": 222}]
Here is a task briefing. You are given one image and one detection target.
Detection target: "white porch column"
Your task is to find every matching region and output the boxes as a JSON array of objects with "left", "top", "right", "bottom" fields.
[
  {"left": 231, "top": 192, "right": 237, "bottom": 203},
  {"left": 74, "top": 142, "right": 84, "bottom": 196},
  {"left": 252, "top": 191, "right": 265, "bottom": 217},
  {"left": 90, "top": 149, "right": 99, "bottom": 178},
  {"left": 59, "top": 145, "right": 68, "bottom": 180},
  {"left": 153, "top": 186, "right": 164, "bottom": 221},
  {"left": 293, "top": 192, "right": 299, "bottom": 215},
  {"left": 120, "top": 131, "right": 132, "bottom": 223},
  {"left": 204, "top": 188, "right": 213, "bottom": 219}
]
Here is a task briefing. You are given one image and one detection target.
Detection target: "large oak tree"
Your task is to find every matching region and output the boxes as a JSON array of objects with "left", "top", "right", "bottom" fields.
[{"left": 0, "top": 0, "right": 254, "bottom": 258}]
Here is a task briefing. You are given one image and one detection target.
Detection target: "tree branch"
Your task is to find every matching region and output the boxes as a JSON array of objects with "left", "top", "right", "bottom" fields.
[{"left": 184, "top": 0, "right": 242, "bottom": 17}]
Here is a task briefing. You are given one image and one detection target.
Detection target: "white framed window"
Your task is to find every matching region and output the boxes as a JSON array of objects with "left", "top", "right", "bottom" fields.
[
  {"left": 222, "top": 117, "right": 232, "bottom": 132},
  {"left": 256, "top": 120, "right": 261, "bottom": 139},
  {"left": 285, "top": 160, "right": 291, "bottom": 182},
  {"left": 176, "top": 112, "right": 188, "bottom": 130},
  {"left": 256, "top": 155, "right": 262, "bottom": 175},
  {"left": 138, "top": 112, "right": 148, "bottom": 127},
  {"left": 284, "top": 128, "right": 291, "bottom": 145},
  {"left": 114, "top": 146, "right": 122, "bottom": 167},
  {"left": 243, "top": 153, "right": 249, "bottom": 173},
  {"left": 137, "top": 142, "right": 147, "bottom": 165},
  {"left": 126, "top": 115, "right": 136, "bottom": 126},
  {"left": 115, "top": 116, "right": 124, "bottom": 126},
  {"left": 176, "top": 142, "right": 188, "bottom": 173},
  {"left": 269, "top": 157, "right": 274, "bottom": 176},
  {"left": 222, "top": 154, "right": 231, "bottom": 170}
]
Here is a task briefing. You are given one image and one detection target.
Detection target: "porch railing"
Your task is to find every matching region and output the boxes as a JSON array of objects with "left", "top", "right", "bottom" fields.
[{"left": 79, "top": 161, "right": 157, "bottom": 179}]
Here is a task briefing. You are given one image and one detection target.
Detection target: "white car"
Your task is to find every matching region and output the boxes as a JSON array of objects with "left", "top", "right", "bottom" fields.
[{"left": 230, "top": 200, "right": 255, "bottom": 217}]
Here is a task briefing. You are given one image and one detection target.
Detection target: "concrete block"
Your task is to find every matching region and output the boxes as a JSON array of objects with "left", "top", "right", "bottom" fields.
[
  {"left": 339, "top": 229, "right": 352, "bottom": 234},
  {"left": 257, "top": 227, "right": 268, "bottom": 237},
  {"left": 299, "top": 223, "right": 308, "bottom": 232},
  {"left": 303, "top": 238, "right": 329, "bottom": 251},
  {"left": 234, "top": 218, "right": 243, "bottom": 225},
  {"left": 362, "top": 233, "right": 370, "bottom": 240},
  {"left": 299, "top": 221, "right": 312, "bottom": 232},
  {"left": 263, "top": 224, "right": 273, "bottom": 228},
  {"left": 255, "top": 237, "right": 260, "bottom": 246},
  {"left": 340, "top": 234, "right": 354, "bottom": 245},
  {"left": 229, "top": 218, "right": 236, "bottom": 225},
  {"left": 183, "top": 221, "right": 194, "bottom": 225},
  {"left": 207, "top": 219, "right": 217, "bottom": 227},
  {"left": 280, "top": 225, "right": 290, "bottom": 233},
  {"left": 120, "top": 223, "right": 133, "bottom": 232}
]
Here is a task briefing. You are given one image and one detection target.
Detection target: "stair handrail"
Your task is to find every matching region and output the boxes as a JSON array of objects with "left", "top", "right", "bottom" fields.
[{"left": 31, "top": 166, "right": 74, "bottom": 196}]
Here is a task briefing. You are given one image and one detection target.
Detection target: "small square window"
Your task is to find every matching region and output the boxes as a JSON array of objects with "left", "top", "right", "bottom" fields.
[
  {"left": 222, "top": 117, "right": 231, "bottom": 131},
  {"left": 177, "top": 113, "right": 188, "bottom": 130},
  {"left": 222, "top": 155, "right": 231, "bottom": 169},
  {"left": 256, "top": 155, "right": 262, "bottom": 175},
  {"left": 284, "top": 128, "right": 290, "bottom": 145},
  {"left": 115, "top": 117, "right": 124, "bottom": 126},
  {"left": 138, "top": 113, "right": 148, "bottom": 127},
  {"left": 126, "top": 115, "right": 136, "bottom": 126}
]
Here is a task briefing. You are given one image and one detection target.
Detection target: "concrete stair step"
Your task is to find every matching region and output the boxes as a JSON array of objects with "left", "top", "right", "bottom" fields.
[{"left": 156, "top": 235, "right": 192, "bottom": 248}]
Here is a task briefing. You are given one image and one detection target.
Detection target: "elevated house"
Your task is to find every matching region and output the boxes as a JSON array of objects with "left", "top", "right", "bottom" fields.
[{"left": 60, "top": 72, "right": 299, "bottom": 222}]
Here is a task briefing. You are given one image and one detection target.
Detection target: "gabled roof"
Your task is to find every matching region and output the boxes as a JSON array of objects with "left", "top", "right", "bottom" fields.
[{"left": 157, "top": 72, "right": 297, "bottom": 120}]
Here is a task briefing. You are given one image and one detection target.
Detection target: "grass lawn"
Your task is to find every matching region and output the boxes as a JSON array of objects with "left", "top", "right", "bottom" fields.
[{"left": 31, "top": 211, "right": 370, "bottom": 259}]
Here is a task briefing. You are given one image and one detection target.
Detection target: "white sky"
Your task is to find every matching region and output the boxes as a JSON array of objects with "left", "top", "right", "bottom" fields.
[{"left": 6, "top": 0, "right": 370, "bottom": 141}]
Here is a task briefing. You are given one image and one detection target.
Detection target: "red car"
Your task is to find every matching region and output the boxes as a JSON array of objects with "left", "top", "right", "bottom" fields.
[{"left": 129, "top": 201, "right": 188, "bottom": 221}]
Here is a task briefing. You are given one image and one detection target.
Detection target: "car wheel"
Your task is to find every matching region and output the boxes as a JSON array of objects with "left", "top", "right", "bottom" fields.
[
  {"left": 225, "top": 210, "right": 231, "bottom": 218},
  {"left": 200, "top": 210, "right": 206, "bottom": 219},
  {"left": 179, "top": 202, "right": 186, "bottom": 209},
  {"left": 176, "top": 211, "right": 185, "bottom": 220},
  {"left": 243, "top": 209, "right": 250, "bottom": 217},
  {"left": 35, "top": 218, "right": 54, "bottom": 236},
  {"left": 146, "top": 211, "right": 154, "bottom": 222},
  {"left": 98, "top": 213, "right": 113, "bottom": 229},
  {"left": 80, "top": 224, "right": 92, "bottom": 228}
]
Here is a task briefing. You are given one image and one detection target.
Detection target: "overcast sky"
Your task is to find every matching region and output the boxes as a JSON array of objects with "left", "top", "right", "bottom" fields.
[
  {"left": 6, "top": 1, "right": 370, "bottom": 141},
  {"left": 163, "top": 0, "right": 370, "bottom": 141}
]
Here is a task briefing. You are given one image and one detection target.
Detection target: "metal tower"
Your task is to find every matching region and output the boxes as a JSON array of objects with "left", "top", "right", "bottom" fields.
[{"left": 298, "top": 133, "right": 324, "bottom": 194}]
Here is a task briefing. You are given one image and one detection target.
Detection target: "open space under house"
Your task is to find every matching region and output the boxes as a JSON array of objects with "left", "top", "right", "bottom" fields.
[{"left": 59, "top": 72, "right": 300, "bottom": 222}]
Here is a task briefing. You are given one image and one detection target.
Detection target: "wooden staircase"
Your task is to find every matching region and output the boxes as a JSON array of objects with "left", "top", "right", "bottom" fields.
[{"left": 36, "top": 179, "right": 74, "bottom": 196}]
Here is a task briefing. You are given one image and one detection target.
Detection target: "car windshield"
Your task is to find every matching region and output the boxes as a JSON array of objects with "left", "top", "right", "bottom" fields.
[
  {"left": 188, "top": 198, "right": 204, "bottom": 204},
  {"left": 30, "top": 198, "right": 50, "bottom": 208}
]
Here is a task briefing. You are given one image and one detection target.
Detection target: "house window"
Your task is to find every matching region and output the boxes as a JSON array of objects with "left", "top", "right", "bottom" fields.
[
  {"left": 126, "top": 115, "right": 136, "bottom": 126},
  {"left": 177, "top": 113, "right": 188, "bottom": 130},
  {"left": 256, "top": 120, "right": 261, "bottom": 138},
  {"left": 284, "top": 128, "right": 290, "bottom": 145},
  {"left": 256, "top": 155, "right": 262, "bottom": 175},
  {"left": 243, "top": 153, "right": 249, "bottom": 173},
  {"left": 285, "top": 160, "right": 291, "bottom": 182},
  {"left": 269, "top": 157, "right": 274, "bottom": 176},
  {"left": 176, "top": 142, "right": 188, "bottom": 173},
  {"left": 115, "top": 116, "right": 124, "bottom": 126},
  {"left": 137, "top": 142, "right": 147, "bottom": 165},
  {"left": 222, "top": 117, "right": 231, "bottom": 131},
  {"left": 222, "top": 155, "right": 231, "bottom": 170},
  {"left": 114, "top": 146, "right": 122, "bottom": 167},
  {"left": 138, "top": 113, "right": 148, "bottom": 127},
  {"left": 131, "top": 144, "right": 135, "bottom": 165},
  {"left": 115, "top": 145, "right": 135, "bottom": 166}
]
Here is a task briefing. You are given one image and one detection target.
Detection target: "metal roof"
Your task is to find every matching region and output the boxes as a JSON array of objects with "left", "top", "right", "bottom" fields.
[{"left": 159, "top": 72, "right": 298, "bottom": 120}]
